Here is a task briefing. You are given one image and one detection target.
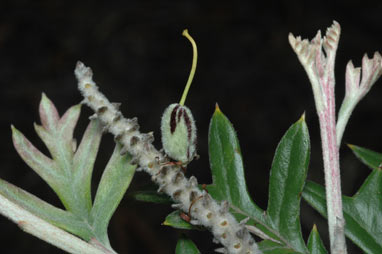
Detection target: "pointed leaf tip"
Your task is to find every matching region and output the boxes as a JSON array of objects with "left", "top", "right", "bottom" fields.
[
  {"left": 214, "top": 103, "right": 221, "bottom": 113},
  {"left": 347, "top": 144, "right": 354, "bottom": 149},
  {"left": 299, "top": 112, "right": 306, "bottom": 122}
]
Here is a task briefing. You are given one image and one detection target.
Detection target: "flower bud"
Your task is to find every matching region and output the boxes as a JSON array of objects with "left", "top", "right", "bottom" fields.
[{"left": 161, "top": 103, "right": 197, "bottom": 163}]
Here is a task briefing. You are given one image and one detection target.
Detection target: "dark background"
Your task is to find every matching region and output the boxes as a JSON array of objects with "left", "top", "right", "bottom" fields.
[{"left": 1, "top": 1, "right": 382, "bottom": 253}]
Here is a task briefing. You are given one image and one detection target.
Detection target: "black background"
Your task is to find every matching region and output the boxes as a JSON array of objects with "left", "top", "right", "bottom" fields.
[{"left": 1, "top": 1, "right": 382, "bottom": 253}]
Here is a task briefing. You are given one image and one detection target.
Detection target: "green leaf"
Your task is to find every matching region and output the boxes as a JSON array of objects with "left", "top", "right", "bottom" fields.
[
  {"left": 131, "top": 190, "right": 172, "bottom": 204},
  {"left": 258, "top": 240, "right": 303, "bottom": 254},
  {"left": 162, "top": 210, "right": 200, "bottom": 230},
  {"left": 90, "top": 144, "right": 136, "bottom": 244},
  {"left": 348, "top": 144, "right": 382, "bottom": 170},
  {"left": 307, "top": 225, "right": 327, "bottom": 254},
  {"left": 266, "top": 114, "right": 310, "bottom": 253},
  {"left": 303, "top": 178, "right": 382, "bottom": 254},
  {"left": 207, "top": 106, "right": 312, "bottom": 252},
  {"left": 207, "top": 105, "right": 264, "bottom": 220},
  {"left": 175, "top": 234, "right": 200, "bottom": 254},
  {"left": 0, "top": 178, "right": 93, "bottom": 240}
]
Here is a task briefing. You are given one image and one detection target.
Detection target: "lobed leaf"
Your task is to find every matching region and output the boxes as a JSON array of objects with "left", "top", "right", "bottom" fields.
[
  {"left": 11, "top": 125, "right": 65, "bottom": 198},
  {"left": 0, "top": 178, "right": 92, "bottom": 240},
  {"left": 72, "top": 119, "right": 103, "bottom": 215}
]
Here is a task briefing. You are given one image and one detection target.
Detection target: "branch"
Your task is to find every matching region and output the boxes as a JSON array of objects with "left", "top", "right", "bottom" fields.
[{"left": 75, "top": 61, "right": 261, "bottom": 254}]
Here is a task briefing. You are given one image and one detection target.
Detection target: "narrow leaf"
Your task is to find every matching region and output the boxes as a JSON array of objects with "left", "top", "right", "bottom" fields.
[
  {"left": 258, "top": 240, "right": 303, "bottom": 254},
  {"left": 90, "top": 144, "right": 136, "bottom": 244},
  {"left": 266, "top": 115, "right": 310, "bottom": 253},
  {"left": 348, "top": 144, "right": 382, "bottom": 170},
  {"left": 11, "top": 125, "right": 65, "bottom": 195},
  {"left": 307, "top": 225, "right": 327, "bottom": 254},
  {"left": 131, "top": 190, "right": 172, "bottom": 204},
  {"left": 175, "top": 235, "right": 201, "bottom": 254},
  {"left": 207, "top": 105, "right": 264, "bottom": 220},
  {"left": 0, "top": 178, "right": 92, "bottom": 240},
  {"left": 72, "top": 119, "right": 103, "bottom": 215}
]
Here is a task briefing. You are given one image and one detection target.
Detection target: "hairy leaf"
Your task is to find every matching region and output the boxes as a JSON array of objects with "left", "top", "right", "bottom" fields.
[
  {"left": 267, "top": 114, "right": 310, "bottom": 253},
  {"left": 90, "top": 144, "right": 136, "bottom": 244},
  {"left": 207, "top": 105, "right": 264, "bottom": 220},
  {"left": 0, "top": 178, "right": 92, "bottom": 240}
]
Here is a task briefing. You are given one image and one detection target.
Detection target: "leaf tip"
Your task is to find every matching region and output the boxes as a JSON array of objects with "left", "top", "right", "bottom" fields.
[
  {"left": 215, "top": 103, "right": 221, "bottom": 113},
  {"left": 10, "top": 124, "right": 20, "bottom": 136},
  {"left": 298, "top": 111, "right": 306, "bottom": 122},
  {"left": 346, "top": 143, "right": 354, "bottom": 150}
]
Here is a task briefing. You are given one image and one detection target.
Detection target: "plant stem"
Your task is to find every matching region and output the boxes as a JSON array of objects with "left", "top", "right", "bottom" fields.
[{"left": 0, "top": 193, "right": 112, "bottom": 254}]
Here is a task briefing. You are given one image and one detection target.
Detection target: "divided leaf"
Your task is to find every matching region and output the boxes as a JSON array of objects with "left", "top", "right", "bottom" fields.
[
  {"left": 7, "top": 93, "right": 137, "bottom": 250},
  {"left": 0, "top": 178, "right": 92, "bottom": 240},
  {"left": 90, "top": 144, "right": 136, "bottom": 243}
]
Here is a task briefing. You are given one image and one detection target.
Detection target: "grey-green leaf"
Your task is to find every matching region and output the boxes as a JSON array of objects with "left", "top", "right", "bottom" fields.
[
  {"left": 90, "top": 144, "right": 136, "bottom": 244},
  {"left": 266, "top": 114, "right": 310, "bottom": 253},
  {"left": 0, "top": 178, "right": 93, "bottom": 240},
  {"left": 11, "top": 125, "right": 65, "bottom": 199},
  {"left": 72, "top": 119, "right": 103, "bottom": 215}
]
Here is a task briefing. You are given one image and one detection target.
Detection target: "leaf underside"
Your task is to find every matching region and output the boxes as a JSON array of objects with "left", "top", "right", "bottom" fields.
[{"left": 5, "top": 93, "right": 136, "bottom": 250}]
